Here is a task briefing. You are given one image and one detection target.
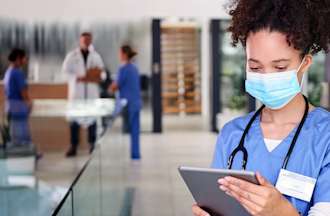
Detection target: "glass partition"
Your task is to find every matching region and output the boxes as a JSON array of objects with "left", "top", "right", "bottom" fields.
[
  {"left": 0, "top": 97, "right": 128, "bottom": 216},
  {"left": 51, "top": 120, "right": 128, "bottom": 216},
  {"left": 56, "top": 193, "right": 73, "bottom": 216},
  {"left": 307, "top": 52, "right": 326, "bottom": 107},
  {"left": 219, "top": 21, "right": 247, "bottom": 114},
  {"left": 72, "top": 152, "right": 101, "bottom": 216}
]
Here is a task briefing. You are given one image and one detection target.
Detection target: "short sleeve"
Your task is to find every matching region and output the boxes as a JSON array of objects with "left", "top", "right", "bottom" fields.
[
  {"left": 312, "top": 145, "right": 330, "bottom": 203},
  {"left": 15, "top": 71, "right": 27, "bottom": 92},
  {"left": 211, "top": 125, "right": 231, "bottom": 169},
  {"left": 308, "top": 202, "right": 330, "bottom": 216},
  {"left": 117, "top": 67, "right": 126, "bottom": 87}
]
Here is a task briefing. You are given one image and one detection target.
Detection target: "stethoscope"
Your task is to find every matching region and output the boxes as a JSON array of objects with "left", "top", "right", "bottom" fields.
[{"left": 227, "top": 95, "right": 309, "bottom": 170}]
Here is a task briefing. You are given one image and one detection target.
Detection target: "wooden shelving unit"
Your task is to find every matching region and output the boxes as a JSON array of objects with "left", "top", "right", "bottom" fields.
[{"left": 161, "top": 23, "right": 201, "bottom": 115}]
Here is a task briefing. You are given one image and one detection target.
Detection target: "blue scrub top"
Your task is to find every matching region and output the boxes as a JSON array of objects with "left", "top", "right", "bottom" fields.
[
  {"left": 212, "top": 107, "right": 330, "bottom": 215},
  {"left": 117, "top": 63, "right": 141, "bottom": 111},
  {"left": 3, "top": 67, "right": 29, "bottom": 119}
]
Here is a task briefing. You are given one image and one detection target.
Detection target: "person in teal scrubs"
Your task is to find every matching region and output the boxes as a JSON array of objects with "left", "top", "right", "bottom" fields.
[
  {"left": 110, "top": 45, "right": 141, "bottom": 159},
  {"left": 193, "top": 0, "right": 330, "bottom": 215}
]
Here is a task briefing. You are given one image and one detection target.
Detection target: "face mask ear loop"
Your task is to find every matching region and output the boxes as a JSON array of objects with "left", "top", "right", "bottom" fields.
[{"left": 297, "top": 56, "right": 307, "bottom": 88}]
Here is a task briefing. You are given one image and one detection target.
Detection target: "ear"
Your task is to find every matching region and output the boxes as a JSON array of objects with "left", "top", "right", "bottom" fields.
[
  {"left": 300, "top": 54, "right": 313, "bottom": 74},
  {"left": 297, "top": 54, "right": 313, "bottom": 83}
]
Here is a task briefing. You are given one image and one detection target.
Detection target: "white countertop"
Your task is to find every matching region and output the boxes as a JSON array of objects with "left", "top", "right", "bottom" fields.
[{"left": 31, "top": 98, "right": 117, "bottom": 118}]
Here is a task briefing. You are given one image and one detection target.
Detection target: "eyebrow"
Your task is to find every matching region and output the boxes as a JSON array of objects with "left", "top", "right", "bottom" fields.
[
  {"left": 272, "top": 59, "right": 290, "bottom": 63},
  {"left": 248, "top": 58, "right": 291, "bottom": 63}
]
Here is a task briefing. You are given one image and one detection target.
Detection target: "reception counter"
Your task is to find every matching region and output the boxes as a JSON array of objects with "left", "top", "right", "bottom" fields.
[{"left": 0, "top": 83, "right": 107, "bottom": 153}]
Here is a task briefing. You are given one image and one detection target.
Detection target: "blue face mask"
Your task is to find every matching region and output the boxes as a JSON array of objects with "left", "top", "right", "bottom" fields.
[{"left": 245, "top": 60, "right": 305, "bottom": 110}]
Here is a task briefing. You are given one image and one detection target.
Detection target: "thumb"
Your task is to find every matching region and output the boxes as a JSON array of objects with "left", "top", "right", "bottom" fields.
[{"left": 256, "top": 172, "right": 272, "bottom": 187}]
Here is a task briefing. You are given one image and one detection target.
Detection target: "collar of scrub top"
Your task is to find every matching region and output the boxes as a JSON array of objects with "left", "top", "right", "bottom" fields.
[{"left": 227, "top": 95, "right": 309, "bottom": 170}]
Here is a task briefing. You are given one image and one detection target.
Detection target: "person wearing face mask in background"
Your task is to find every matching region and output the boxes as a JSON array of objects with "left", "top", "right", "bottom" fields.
[
  {"left": 192, "top": 0, "right": 330, "bottom": 216},
  {"left": 110, "top": 45, "right": 141, "bottom": 160}
]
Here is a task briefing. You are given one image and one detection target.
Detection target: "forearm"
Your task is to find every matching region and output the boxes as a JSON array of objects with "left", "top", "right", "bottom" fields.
[
  {"left": 110, "top": 82, "right": 118, "bottom": 92},
  {"left": 21, "top": 89, "right": 29, "bottom": 101},
  {"left": 78, "top": 68, "right": 103, "bottom": 83},
  {"left": 77, "top": 76, "right": 101, "bottom": 83},
  {"left": 278, "top": 198, "right": 300, "bottom": 216},
  {"left": 21, "top": 89, "right": 32, "bottom": 109}
]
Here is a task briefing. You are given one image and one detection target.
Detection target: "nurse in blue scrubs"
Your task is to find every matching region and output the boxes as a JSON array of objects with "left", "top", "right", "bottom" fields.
[
  {"left": 110, "top": 45, "right": 141, "bottom": 159},
  {"left": 193, "top": 0, "right": 330, "bottom": 216}
]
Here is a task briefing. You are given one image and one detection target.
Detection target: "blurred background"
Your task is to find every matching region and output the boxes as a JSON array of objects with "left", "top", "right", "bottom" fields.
[{"left": 0, "top": 0, "right": 329, "bottom": 215}]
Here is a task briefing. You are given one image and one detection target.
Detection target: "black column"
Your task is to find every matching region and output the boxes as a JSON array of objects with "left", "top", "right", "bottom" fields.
[
  {"left": 210, "top": 20, "right": 221, "bottom": 132},
  {"left": 151, "top": 19, "right": 162, "bottom": 133}
]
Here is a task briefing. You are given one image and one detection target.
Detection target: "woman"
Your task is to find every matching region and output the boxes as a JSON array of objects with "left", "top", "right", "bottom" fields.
[
  {"left": 4, "top": 48, "right": 32, "bottom": 147},
  {"left": 110, "top": 45, "right": 141, "bottom": 159},
  {"left": 193, "top": 0, "right": 330, "bottom": 215}
]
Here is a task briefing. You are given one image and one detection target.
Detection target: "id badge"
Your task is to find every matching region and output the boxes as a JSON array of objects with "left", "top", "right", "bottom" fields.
[{"left": 275, "top": 169, "right": 316, "bottom": 202}]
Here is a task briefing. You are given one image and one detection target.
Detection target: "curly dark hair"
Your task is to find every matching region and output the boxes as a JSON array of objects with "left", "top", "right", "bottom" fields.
[{"left": 227, "top": 0, "right": 330, "bottom": 55}]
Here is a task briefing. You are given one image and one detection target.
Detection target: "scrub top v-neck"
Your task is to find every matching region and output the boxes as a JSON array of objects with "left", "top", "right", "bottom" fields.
[{"left": 211, "top": 107, "right": 330, "bottom": 215}]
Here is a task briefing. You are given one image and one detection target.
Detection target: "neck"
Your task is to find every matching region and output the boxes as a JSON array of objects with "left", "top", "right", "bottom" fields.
[
  {"left": 261, "top": 93, "right": 307, "bottom": 124},
  {"left": 122, "top": 60, "right": 130, "bottom": 64},
  {"left": 81, "top": 48, "right": 88, "bottom": 52},
  {"left": 10, "top": 63, "right": 20, "bottom": 68}
]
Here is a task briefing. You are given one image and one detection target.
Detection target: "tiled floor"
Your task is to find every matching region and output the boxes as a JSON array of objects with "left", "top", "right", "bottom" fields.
[
  {"left": 140, "top": 107, "right": 210, "bottom": 132},
  {"left": 37, "top": 152, "right": 89, "bottom": 187},
  {"left": 120, "top": 117, "right": 217, "bottom": 216}
]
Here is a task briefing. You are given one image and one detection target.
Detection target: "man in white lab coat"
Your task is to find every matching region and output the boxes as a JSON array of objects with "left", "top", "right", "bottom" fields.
[{"left": 62, "top": 32, "right": 105, "bottom": 157}]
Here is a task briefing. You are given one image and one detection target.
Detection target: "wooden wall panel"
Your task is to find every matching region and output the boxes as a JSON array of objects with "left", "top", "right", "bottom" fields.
[{"left": 161, "top": 25, "right": 202, "bottom": 114}]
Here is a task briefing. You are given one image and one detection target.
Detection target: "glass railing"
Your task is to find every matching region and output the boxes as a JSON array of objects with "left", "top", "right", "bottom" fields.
[
  {"left": 51, "top": 117, "right": 128, "bottom": 216},
  {"left": 0, "top": 98, "right": 128, "bottom": 216}
]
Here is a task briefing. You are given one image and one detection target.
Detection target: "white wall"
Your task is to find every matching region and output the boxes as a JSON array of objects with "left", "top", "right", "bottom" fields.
[{"left": 0, "top": 0, "right": 229, "bottom": 22}]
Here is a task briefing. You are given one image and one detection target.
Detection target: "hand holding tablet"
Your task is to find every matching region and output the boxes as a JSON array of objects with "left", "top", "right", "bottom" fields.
[
  {"left": 180, "top": 167, "right": 299, "bottom": 216},
  {"left": 179, "top": 166, "right": 259, "bottom": 216}
]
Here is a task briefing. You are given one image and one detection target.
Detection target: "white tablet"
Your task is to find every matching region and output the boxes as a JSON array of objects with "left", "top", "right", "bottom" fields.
[{"left": 178, "top": 166, "right": 259, "bottom": 216}]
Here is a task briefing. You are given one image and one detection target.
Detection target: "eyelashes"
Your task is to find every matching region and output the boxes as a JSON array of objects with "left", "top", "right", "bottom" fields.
[{"left": 248, "top": 67, "right": 288, "bottom": 71}]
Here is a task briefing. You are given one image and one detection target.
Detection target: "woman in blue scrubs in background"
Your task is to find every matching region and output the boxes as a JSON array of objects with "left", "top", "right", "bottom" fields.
[
  {"left": 193, "top": 0, "right": 330, "bottom": 215},
  {"left": 4, "top": 48, "right": 32, "bottom": 147},
  {"left": 111, "top": 45, "right": 141, "bottom": 160}
]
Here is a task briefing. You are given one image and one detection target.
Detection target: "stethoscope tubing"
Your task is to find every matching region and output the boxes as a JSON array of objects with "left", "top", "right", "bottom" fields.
[{"left": 227, "top": 96, "right": 309, "bottom": 170}]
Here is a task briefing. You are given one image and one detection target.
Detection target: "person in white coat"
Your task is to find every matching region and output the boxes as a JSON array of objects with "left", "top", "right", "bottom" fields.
[{"left": 62, "top": 32, "right": 105, "bottom": 157}]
